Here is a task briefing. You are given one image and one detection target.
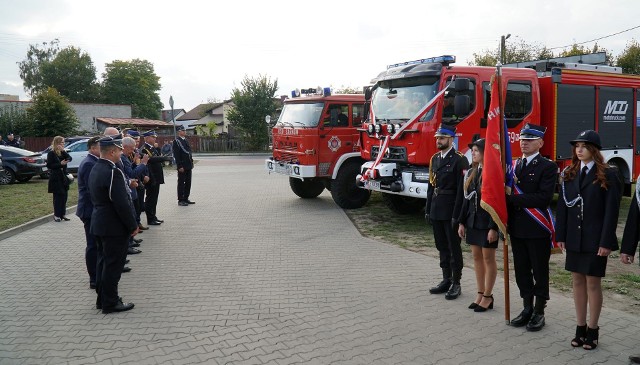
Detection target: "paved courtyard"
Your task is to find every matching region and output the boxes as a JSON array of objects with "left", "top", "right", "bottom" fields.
[{"left": 0, "top": 155, "right": 638, "bottom": 364}]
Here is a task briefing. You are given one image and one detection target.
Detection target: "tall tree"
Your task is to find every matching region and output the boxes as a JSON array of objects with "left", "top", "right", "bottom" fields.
[
  {"left": 25, "top": 87, "right": 79, "bottom": 137},
  {"left": 17, "top": 39, "right": 60, "bottom": 97},
  {"left": 470, "top": 37, "right": 553, "bottom": 66},
  {"left": 227, "top": 74, "right": 278, "bottom": 150},
  {"left": 0, "top": 104, "right": 30, "bottom": 137},
  {"left": 102, "top": 59, "right": 163, "bottom": 119},
  {"left": 616, "top": 39, "right": 640, "bottom": 75},
  {"left": 558, "top": 42, "right": 613, "bottom": 64},
  {"left": 40, "top": 46, "right": 100, "bottom": 103}
]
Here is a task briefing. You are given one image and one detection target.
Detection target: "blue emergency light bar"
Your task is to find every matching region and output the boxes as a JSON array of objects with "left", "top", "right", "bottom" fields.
[
  {"left": 387, "top": 55, "right": 456, "bottom": 69},
  {"left": 291, "top": 86, "right": 332, "bottom": 98}
]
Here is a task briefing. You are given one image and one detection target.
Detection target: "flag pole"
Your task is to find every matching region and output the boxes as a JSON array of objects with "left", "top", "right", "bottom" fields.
[{"left": 495, "top": 64, "right": 511, "bottom": 325}]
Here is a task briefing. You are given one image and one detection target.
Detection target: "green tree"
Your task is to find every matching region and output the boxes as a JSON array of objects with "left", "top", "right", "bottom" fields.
[
  {"left": 227, "top": 74, "right": 278, "bottom": 150},
  {"left": 334, "top": 85, "right": 363, "bottom": 94},
  {"left": 616, "top": 39, "right": 640, "bottom": 74},
  {"left": 40, "top": 46, "right": 100, "bottom": 102},
  {"left": 102, "top": 59, "right": 163, "bottom": 119},
  {"left": 470, "top": 37, "right": 554, "bottom": 66},
  {"left": 25, "top": 87, "right": 79, "bottom": 137},
  {"left": 17, "top": 39, "right": 60, "bottom": 97},
  {"left": 0, "top": 104, "right": 30, "bottom": 137},
  {"left": 558, "top": 42, "right": 613, "bottom": 64}
]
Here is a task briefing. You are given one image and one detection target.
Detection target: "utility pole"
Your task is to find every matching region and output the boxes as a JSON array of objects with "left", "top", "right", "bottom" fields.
[{"left": 501, "top": 34, "right": 511, "bottom": 64}]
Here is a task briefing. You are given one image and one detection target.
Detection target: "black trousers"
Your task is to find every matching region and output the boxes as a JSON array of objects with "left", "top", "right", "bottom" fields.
[
  {"left": 81, "top": 217, "right": 97, "bottom": 284},
  {"left": 432, "top": 219, "right": 463, "bottom": 273},
  {"left": 145, "top": 184, "right": 160, "bottom": 223},
  {"left": 511, "top": 236, "right": 551, "bottom": 300},
  {"left": 52, "top": 192, "right": 68, "bottom": 218},
  {"left": 95, "top": 235, "right": 129, "bottom": 309},
  {"left": 177, "top": 169, "right": 192, "bottom": 201}
]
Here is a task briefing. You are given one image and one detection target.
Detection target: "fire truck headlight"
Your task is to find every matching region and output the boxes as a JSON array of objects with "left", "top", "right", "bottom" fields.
[
  {"left": 374, "top": 124, "right": 381, "bottom": 134},
  {"left": 395, "top": 124, "right": 401, "bottom": 133},
  {"left": 367, "top": 124, "right": 374, "bottom": 135},
  {"left": 386, "top": 124, "right": 394, "bottom": 134},
  {"left": 294, "top": 166, "right": 300, "bottom": 175}
]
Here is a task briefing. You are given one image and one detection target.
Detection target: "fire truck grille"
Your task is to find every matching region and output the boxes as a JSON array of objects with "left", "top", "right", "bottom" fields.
[
  {"left": 319, "top": 162, "right": 330, "bottom": 176},
  {"left": 277, "top": 152, "right": 298, "bottom": 164},
  {"left": 371, "top": 146, "right": 407, "bottom": 162}
]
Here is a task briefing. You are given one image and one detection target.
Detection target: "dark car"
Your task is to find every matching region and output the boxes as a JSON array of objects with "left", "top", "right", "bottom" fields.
[{"left": 0, "top": 146, "right": 48, "bottom": 185}]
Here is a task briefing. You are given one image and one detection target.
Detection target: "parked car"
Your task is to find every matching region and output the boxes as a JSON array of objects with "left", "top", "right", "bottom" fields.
[
  {"left": 0, "top": 146, "right": 48, "bottom": 185},
  {"left": 40, "top": 138, "right": 90, "bottom": 174},
  {"left": 39, "top": 136, "right": 93, "bottom": 156}
]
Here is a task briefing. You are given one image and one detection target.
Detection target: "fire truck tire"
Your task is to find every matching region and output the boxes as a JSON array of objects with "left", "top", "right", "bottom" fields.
[
  {"left": 382, "top": 193, "right": 425, "bottom": 215},
  {"left": 289, "top": 177, "right": 325, "bottom": 199},
  {"left": 330, "top": 161, "right": 371, "bottom": 209}
]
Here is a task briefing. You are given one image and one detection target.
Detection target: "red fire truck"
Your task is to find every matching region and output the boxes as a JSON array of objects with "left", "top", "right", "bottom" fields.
[
  {"left": 265, "top": 87, "right": 371, "bottom": 209},
  {"left": 357, "top": 54, "right": 640, "bottom": 213}
]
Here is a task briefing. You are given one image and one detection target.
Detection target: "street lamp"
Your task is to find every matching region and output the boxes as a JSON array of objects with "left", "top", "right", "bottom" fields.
[
  {"left": 265, "top": 115, "right": 271, "bottom": 150},
  {"left": 169, "top": 95, "right": 176, "bottom": 140},
  {"left": 500, "top": 34, "right": 511, "bottom": 64}
]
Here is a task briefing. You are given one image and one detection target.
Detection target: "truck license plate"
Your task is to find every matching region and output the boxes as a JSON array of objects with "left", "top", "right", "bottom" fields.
[
  {"left": 366, "top": 180, "right": 380, "bottom": 190},
  {"left": 275, "top": 164, "right": 291, "bottom": 174}
]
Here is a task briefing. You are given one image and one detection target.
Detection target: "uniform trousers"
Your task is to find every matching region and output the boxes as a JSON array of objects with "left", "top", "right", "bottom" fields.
[
  {"left": 81, "top": 217, "right": 97, "bottom": 284},
  {"left": 432, "top": 219, "right": 463, "bottom": 272},
  {"left": 177, "top": 169, "right": 192, "bottom": 201},
  {"left": 145, "top": 184, "right": 160, "bottom": 222},
  {"left": 511, "top": 236, "right": 551, "bottom": 300},
  {"left": 95, "top": 235, "right": 129, "bottom": 308}
]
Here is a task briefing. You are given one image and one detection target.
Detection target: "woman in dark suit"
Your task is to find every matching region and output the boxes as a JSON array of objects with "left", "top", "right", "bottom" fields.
[
  {"left": 46, "top": 136, "right": 72, "bottom": 222},
  {"left": 457, "top": 138, "right": 498, "bottom": 312},
  {"left": 556, "top": 130, "right": 621, "bottom": 350}
]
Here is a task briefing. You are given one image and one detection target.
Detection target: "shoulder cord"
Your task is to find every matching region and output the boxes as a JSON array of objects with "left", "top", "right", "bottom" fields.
[
  {"left": 560, "top": 167, "right": 583, "bottom": 218},
  {"left": 636, "top": 175, "right": 640, "bottom": 209},
  {"left": 174, "top": 138, "right": 190, "bottom": 154},
  {"left": 463, "top": 169, "right": 478, "bottom": 210}
]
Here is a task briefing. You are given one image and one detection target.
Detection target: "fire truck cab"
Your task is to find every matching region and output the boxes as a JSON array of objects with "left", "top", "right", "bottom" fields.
[{"left": 265, "top": 87, "right": 371, "bottom": 209}]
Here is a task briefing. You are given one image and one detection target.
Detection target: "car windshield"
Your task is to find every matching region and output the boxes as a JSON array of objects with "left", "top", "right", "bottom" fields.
[
  {"left": 372, "top": 76, "right": 440, "bottom": 121},
  {"left": 277, "top": 102, "right": 324, "bottom": 127}
]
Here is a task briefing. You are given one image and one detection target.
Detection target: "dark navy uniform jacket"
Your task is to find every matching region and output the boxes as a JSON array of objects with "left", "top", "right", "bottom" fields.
[
  {"left": 426, "top": 148, "right": 469, "bottom": 222},
  {"left": 556, "top": 167, "right": 621, "bottom": 253},
  {"left": 458, "top": 167, "right": 497, "bottom": 230},
  {"left": 173, "top": 137, "right": 194, "bottom": 170},
  {"left": 507, "top": 154, "right": 557, "bottom": 239},
  {"left": 89, "top": 158, "right": 138, "bottom": 237},
  {"left": 140, "top": 143, "right": 165, "bottom": 185},
  {"left": 76, "top": 154, "right": 98, "bottom": 220},
  {"left": 622, "top": 192, "right": 640, "bottom": 260}
]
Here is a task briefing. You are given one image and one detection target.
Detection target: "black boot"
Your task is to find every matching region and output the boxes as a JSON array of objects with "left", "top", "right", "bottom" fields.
[
  {"left": 526, "top": 297, "right": 546, "bottom": 331},
  {"left": 429, "top": 268, "right": 452, "bottom": 294},
  {"left": 510, "top": 297, "right": 533, "bottom": 327},
  {"left": 445, "top": 270, "right": 462, "bottom": 300}
]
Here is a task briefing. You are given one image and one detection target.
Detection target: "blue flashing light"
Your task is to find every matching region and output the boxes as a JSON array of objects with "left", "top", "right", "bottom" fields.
[
  {"left": 387, "top": 55, "right": 456, "bottom": 69},
  {"left": 323, "top": 87, "right": 331, "bottom": 97}
]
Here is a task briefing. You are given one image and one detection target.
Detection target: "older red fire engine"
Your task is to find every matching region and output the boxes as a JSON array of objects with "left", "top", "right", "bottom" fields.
[
  {"left": 265, "top": 87, "right": 370, "bottom": 209},
  {"left": 357, "top": 54, "right": 640, "bottom": 213}
]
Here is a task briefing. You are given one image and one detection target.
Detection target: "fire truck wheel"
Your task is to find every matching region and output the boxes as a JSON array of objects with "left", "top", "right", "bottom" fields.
[
  {"left": 289, "top": 177, "right": 325, "bottom": 199},
  {"left": 382, "top": 193, "right": 425, "bottom": 215},
  {"left": 331, "top": 161, "right": 370, "bottom": 209}
]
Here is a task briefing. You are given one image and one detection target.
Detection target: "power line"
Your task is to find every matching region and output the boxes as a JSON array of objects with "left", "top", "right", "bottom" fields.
[{"left": 548, "top": 24, "right": 640, "bottom": 50}]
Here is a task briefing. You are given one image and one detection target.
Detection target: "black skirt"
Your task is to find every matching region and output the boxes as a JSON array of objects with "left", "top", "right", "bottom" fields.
[
  {"left": 465, "top": 227, "right": 498, "bottom": 249},
  {"left": 565, "top": 251, "right": 608, "bottom": 277}
]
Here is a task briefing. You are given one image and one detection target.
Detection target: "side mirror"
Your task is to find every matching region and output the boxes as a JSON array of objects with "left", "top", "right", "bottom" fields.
[
  {"left": 454, "top": 78, "right": 470, "bottom": 91},
  {"left": 454, "top": 95, "right": 470, "bottom": 117},
  {"left": 364, "top": 86, "right": 372, "bottom": 101},
  {"left": 363, "top": 102, "right": 370, "bottom": 122}
]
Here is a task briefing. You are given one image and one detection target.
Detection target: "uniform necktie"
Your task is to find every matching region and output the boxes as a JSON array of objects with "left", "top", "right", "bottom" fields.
[
  {"left": 580, "top": 166, "right": 588, "bottom": 185},
  {"left": 522, "top": 158, "right": 527, "bottom": 169}
]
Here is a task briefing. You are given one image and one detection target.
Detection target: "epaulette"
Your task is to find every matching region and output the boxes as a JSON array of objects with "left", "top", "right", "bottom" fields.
[{"left": 455, "top": 150, "right": 464, "bottom": 157}]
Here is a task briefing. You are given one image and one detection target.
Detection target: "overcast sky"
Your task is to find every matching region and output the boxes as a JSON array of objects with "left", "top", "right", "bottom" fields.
[{"left": 1, "top": 0, "right": 639, "bottom": 113}]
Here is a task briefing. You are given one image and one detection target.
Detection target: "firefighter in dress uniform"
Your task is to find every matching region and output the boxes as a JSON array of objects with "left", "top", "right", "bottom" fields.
[
  {"left": 173, "top": 125, "right": 195, "bottom": 206},
  {"left": 140, "top": 130, "right": 165, "bottom": 225},
  {"left": 425, "top": 124, "right": 469, "bottom": 300},
  {"left": 89, "top": 136, "right": 139, "bottom": 313},
  {"left": 507, "top": 123, "right": 558, "bottom": 331}
]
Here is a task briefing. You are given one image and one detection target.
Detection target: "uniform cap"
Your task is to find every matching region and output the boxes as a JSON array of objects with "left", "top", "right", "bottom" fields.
[
  {"left": 142, "top": 130, "right": 157, "bottom": 137},
  {"left": 127, "top": 130, "right": 141, "bottom": 137},
  {"left": 98, "top": 136, "right": 123, "bottom": 149},
  {"left": 519, "top": 123, "right": 546, "bottom": 140},
  {"left": 570, "top": 130, "right": 602, "bottom": 150},
  {"left": 176, "top": 125, "right": 185, "bottom": 131},
  {"left": 468, "top": 137, "right": 485, "bottom": 152},
  {"left": 434, "top": 124, "right": 456, "bottom": 138}
]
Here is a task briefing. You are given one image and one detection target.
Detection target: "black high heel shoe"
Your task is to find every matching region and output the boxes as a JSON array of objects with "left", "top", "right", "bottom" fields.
[
  {"left": 468, "top": 292, "right": 483, "bottom": 309},
  {"left": 583, "top": 327, "right": 599, "bottom": 350},
  {"left": 474, "top": 294, "right": 494, "bottom": 312},
  {"left": 571, "top": 324, "right": 587, "bottom": 347}
]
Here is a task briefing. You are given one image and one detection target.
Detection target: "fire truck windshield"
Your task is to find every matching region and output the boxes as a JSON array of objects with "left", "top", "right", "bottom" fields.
[
  {"left": 277, "top": 102, "right": 324, "bottom": 127},
  {"left": 372, "top": 76, "right": 439, "bottom": 121}
]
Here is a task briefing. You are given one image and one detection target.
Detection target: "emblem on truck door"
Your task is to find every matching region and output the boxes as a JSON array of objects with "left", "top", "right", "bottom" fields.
[{"left": 328, "top": 136, "right": 341, "bottom": 152}]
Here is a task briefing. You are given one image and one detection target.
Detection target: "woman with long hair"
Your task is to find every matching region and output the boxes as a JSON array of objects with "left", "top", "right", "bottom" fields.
[
  {"left": 46, "top": 136, "right": 73, "bottom": 222},
  {"left": 457, "top": 138, "right": 499, "bottom": 312},
  {"left": 556, "top": 130, "right": 621, "bottom": 350}
]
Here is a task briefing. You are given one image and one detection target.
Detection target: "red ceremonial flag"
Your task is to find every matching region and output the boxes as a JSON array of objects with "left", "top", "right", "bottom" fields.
[{"left": 480, "top": 73, "right": 508, "bottom": 236}]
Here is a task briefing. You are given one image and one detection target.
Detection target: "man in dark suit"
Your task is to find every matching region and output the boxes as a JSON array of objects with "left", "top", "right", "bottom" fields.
[
  {"left": 5, "top": 132, "right": 19, "bottom": 147},
  {"left": 173, "top": 125, "right": 195, "bottom": 206},
  {"left": 426, "top": 124, "right": 469, "bottom": 300},
  {"left": 507, "top": 123, "right": 558, "bottom": 331},
  {"left": 89, "top": 136, "right": 139, "bottom": 313},
  {"left": 140, "top": 130, "right": 165, "bottom": 225},
  {"left": 76, "top": 136, "right": 101, "bottom": 289}
]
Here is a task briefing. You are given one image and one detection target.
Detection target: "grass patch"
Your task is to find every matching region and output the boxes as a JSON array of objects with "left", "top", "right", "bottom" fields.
[{"left": 0, "top": 177, "right": 78, "bottom": 231}]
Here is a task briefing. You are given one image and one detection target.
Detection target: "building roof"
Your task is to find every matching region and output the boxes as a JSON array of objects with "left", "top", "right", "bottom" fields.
[
  {"left": 161, "top": 109, "right": 186, "bottom": 122},
  {"left": 95, "top": 117, "right": 173, "bottom": 128},
  {"left": 178, "top": 102, "right": 224, "bottom": 121}
]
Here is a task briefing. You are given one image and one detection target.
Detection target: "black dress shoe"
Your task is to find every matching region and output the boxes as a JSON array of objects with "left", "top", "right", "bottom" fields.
[
  {"left": 148, "top": 221, "right": 162, "bottom": 225},
  {"left": 127, "top": 247, "right": 141, "bottom": 255},
  {"left": 511, "top": 308, "right": 533, "bottom": 327},
  {"left": 122, "top": 266, "right": 131, "bottom": 273},
  {"left": 125, "top": 259, "right": 130, "bottom": 264},
  {"left": 178, "top": 201, "right": 189, "bottom": 206},
  {"left": 445, "top": 283, "right": 461, "bottom": 300},
  {"left": 133, "top": 238, "right": 143, "bottom": 244},
  {"left": 138, "top": 224, "right": 149, "bottom": 230},
  {"left": 61, "top": 216, "right": 71, "bottom": 221},
  {"left": 526, "top": 313, "right": 545, "bottom": 331},
  {"left": 89, "top": 282, "right": 96, "bottom": 289},
  {"left": 130, "top": 242, "right": 140, "bottom": 248},
  {"left": 186, "top": 200, "right": 195, "bottom": 204},
  {"left": 155, "top": 219, "right": 164, "bottom": 223},
  {"left": 629, "top": 355, "right": 640, "bottom": 364},
  {"left": 102, "top": 301, "right": 134, "bottom": 314}
]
